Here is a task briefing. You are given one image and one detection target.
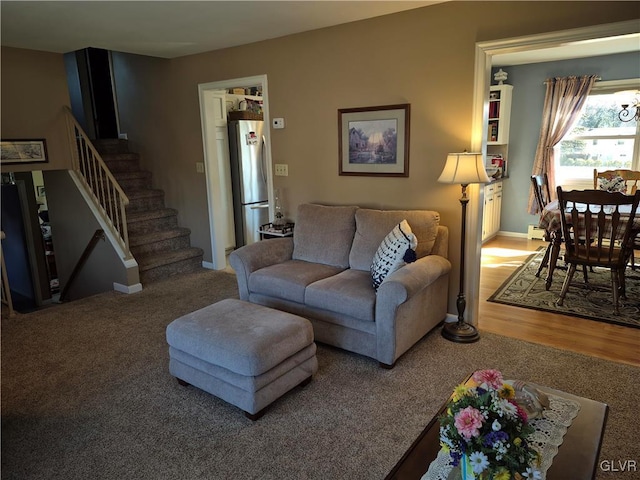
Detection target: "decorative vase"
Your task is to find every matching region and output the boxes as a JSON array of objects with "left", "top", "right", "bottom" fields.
[
  {"left": 273, "top": 189, "right": 284, "bottom": 226},
  {"left": 446, "top": 455, "right": 476, "bottom": 480}
]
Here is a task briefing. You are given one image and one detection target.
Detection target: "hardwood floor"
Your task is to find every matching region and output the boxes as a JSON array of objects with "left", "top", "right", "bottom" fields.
[{"left": 478, "top": 236, "right": 640, "bottom": 367}]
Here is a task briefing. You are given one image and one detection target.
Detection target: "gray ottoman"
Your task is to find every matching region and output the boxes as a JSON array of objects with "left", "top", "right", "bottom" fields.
[{"left": 166, "top": 298, "right": 318, "bottom": 420}]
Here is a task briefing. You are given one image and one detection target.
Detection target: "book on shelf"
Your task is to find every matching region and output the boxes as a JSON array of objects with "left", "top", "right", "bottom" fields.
[{"left": 489, "top": 101, "right": 500, "bottom": 119}]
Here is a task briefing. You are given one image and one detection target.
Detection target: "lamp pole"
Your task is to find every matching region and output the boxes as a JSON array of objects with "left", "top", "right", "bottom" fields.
[{"left": 441, "top": 183, "right": 480, "bottom": 343}]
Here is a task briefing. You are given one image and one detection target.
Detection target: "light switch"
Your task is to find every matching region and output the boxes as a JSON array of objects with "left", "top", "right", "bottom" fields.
[
  {"left": 196, "top": 162, "right": 205, "bottom": 173},
  {"left": 272, "top": 118, "right": 285, "bottom": 129}
]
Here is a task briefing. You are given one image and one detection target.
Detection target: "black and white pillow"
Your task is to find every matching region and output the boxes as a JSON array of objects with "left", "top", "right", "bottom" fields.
[
  {"left": 598, "top": 175, "right": 626, "bottom": 193},
  {"left": 371, "top": 220, "right": 418, "bottom": 290}
]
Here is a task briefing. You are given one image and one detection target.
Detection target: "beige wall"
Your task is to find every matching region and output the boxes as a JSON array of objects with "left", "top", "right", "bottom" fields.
[
  {"left": 1, "top": 47, "right": 72, "bottom": 173},
  {"left": 2, "top": 2, "right": 637, "bottom": 312},
  {"left": 114, "top": 1, "right": 637, "bottom": 312}
]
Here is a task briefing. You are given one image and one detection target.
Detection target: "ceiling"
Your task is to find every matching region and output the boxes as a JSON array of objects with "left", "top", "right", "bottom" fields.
[
  {"left": 0, "top": 1, "right": 441, "bottom": 59},
  {"left": 1, "top": 1, "right": 636, "bottom": 64}
]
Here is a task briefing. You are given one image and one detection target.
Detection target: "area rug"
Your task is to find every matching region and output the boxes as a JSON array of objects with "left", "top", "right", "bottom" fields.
[{"left": 487, "top": 247, "right": 640, "bottom": 329}]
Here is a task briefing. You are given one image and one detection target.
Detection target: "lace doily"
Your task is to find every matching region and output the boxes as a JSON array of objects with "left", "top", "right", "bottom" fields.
[{"left": 421, "top": 392, "right": 581, "bottom": 480}]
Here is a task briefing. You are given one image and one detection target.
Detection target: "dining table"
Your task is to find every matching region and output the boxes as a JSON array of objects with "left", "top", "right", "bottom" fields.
[{"left": 537, "top": 199, "right": 640, "bottom": 290}]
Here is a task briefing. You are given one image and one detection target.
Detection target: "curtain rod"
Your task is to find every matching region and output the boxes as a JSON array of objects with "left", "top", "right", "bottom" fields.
[{"left": 543, "top": 75, "right": 602, "bottom": 85}]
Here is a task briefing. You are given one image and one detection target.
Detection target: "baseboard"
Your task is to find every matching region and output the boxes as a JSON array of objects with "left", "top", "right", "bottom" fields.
[
  {"left": 113, "top": 282, "right": 143, "bottom": 294},
  {"left": 202, "top": 261, "right": 215, "bottom": 270},
  {"left": 444, "top": 313, "right": 458, "bottom": 323},
  {"left": 497, "top": 230, "right": 528, "bottom": 239},
  {"left": 527, "top": 224, "right": 546, "bottom": 240}
]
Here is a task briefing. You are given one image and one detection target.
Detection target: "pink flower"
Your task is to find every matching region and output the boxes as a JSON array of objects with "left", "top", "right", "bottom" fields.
[
  {"left": 472, "top": 369, "right": 504, "bottom": 389},
  {"left": 509, "top": 399, "right": 529, "bottom": 422},
  {"left": 454, "top": 406, "right": 485, "bottom": 440}
]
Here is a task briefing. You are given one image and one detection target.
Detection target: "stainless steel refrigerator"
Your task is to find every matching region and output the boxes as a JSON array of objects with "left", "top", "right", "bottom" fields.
[{"left": 228, "top": 119, "right": 269, "bottom": 247}]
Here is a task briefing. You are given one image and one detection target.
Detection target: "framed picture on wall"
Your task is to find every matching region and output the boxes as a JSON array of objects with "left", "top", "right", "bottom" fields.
[
  {"left": 1, "top": 139, "right": 48, "bottom": 165},
  {"left": 338, "top": 104, "right": 410, "bottom": 177}
]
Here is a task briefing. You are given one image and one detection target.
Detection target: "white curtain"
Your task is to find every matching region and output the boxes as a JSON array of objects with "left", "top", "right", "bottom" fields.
[{"left": 528, "top": 75, "right": 599, "bottom": 214}]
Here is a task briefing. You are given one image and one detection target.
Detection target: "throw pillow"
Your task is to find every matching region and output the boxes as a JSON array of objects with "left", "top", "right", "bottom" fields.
[
  {"left": 370, "top": 220, "right": 418, "bottom": 290},
  {"left": 292, "top": 204, "right": 358, "bottom": 268},
  {"left": 598, "top": 175, "right": 626, "bottom": 193}
]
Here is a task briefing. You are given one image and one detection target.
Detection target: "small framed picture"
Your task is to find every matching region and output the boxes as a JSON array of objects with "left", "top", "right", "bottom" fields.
[
  {"left": 338, "top": 104, "right": 410, "bottom": 177},
  {"left": 1, "top": 139, "right": 48, "bottom": 165}
]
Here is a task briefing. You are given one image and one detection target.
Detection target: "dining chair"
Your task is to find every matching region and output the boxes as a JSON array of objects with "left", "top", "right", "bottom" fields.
[
  {"left": 595, "top": 169, "right": 640, "bottom": 268},
  {"left": 617, "top": 170, "right": 640, "bottom": 268},
  {"left": 556, "top": 187, "right": 640, "bottom": 315},
  {"left": 531, "top": 174, "right": 554, "bottom": 278},
  {"left": 593, "top": 168, "right": 640, "bottom": 194}
]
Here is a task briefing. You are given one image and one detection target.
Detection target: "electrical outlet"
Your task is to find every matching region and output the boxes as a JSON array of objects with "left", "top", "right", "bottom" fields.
[
  {"left": 274, "top": 164, "right": 288, "bottom": 176},
  {"left": 272, "top": 118, "right": 285, "bottom": 129},
  {"left": 196, "top": 162, "right": 205, "bottom": 173}
]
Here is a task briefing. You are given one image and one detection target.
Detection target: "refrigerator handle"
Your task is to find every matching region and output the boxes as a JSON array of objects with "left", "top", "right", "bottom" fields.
[{"left": 261, "top": 135, "right": 268, "bottom": 186}]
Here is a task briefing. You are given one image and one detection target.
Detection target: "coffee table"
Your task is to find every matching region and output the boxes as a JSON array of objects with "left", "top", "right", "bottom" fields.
[{"left": 385, "top": 377, "right": 608, "bottom": 480}]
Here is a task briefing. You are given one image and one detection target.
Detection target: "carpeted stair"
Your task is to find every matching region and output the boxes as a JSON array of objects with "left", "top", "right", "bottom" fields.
[{"left": 94, "top": 139, "right": 203, "bottom": 284}]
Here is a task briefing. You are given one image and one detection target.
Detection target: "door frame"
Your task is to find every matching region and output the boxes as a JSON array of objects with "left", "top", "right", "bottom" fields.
[
  {"left": 467, "top": 20, "right": 639, "bottom": 324},
  {"left": 198, "top": 75, "right": 273, "bottom": 269}
]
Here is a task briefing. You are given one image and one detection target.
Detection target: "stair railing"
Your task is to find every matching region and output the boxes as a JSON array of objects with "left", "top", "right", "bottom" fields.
[
  {"left": 64, "top": 107, "right": 131, "bottom": 258},
  {"left": 59, "top": 229, "right": 105, "bottom": 302}
]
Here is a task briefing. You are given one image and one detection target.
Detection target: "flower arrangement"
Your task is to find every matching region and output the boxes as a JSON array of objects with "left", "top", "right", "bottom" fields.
[{"left": 438, "top": 370, "right": 541, "bottom": 480}]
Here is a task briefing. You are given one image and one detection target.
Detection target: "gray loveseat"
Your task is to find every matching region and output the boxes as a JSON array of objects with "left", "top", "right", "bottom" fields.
[{"left": 229, "top": 204, "right": 451, "bottom": 368}]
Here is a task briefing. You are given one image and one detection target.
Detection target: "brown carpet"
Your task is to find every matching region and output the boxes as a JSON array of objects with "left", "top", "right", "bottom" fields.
[{"left": 1, "top": 268, "right": 638, "bottom": 479}]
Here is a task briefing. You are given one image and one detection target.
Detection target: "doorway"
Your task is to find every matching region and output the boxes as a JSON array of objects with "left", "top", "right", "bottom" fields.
[
  {"left": 64, "top": 47, "right": 120, "bottom": 140},
  {"left": 466, "top": 20, "right": 639, "bottom": 326},
  {"left": 1, "top": 172, "right": 56, "bottom": 312},
  {"left": 198, "top": 75, "right": 273, "bottom": 270}
]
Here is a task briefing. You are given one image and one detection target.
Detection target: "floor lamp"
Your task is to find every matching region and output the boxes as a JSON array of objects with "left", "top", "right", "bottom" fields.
[{"left": 437, "top": 152, "right": 490, "bottom": 343}]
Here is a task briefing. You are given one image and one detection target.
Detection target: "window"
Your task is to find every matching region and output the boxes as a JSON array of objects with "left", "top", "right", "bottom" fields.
[{"left": 555, "top": 79, "right": 640, "bottom": 188}]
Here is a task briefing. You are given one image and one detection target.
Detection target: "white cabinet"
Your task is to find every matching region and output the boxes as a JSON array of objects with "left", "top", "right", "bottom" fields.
[{"left": 482, "top": 180, "right": 502, "bottom": 242}]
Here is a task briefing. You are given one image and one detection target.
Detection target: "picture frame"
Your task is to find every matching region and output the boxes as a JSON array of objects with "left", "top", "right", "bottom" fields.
[
  {"left": 338, "top": 104, "right": 410, "bottom": 177},
  {"left": 1, "top": 139, "right": 48, "bottom": 165}
]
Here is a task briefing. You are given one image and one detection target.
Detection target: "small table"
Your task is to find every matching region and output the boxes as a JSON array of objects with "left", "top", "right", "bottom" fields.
[
  {"left": 258, "top": 222, "right": 294, "bottom": 240},
  {"left": 385, "top": 376, "right": 608, "bottom": 480}
]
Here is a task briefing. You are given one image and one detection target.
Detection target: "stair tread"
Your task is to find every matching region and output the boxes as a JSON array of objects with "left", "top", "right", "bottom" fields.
[
  {"left": 102, "top": 153, "right": 139, "bottom": 160},
  {"left": 126, "top": 188, "right": 164, "bottom": 199},
  {"left": 129, "top": 227, "right": 191, "bottom": 246},
  {"left": 113, "top": 170, "right": 152, "bottom": 179},
  {"left": 137, "top": 247, "right": 204, "bottom": 271},
  {"left": 127, "top": 208, "right": 178, "bottom": 222}
]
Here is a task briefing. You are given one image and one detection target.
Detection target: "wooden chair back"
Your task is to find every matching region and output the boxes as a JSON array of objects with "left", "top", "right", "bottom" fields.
[
  {"left": 530, "top": 173, "right": 551, "bottom": 213},
  {"left": 556, "top": 187, "right": 640, "bottom": 268},
  {"left": 593, "top": 169, "right": 640, "bottom": 194}
]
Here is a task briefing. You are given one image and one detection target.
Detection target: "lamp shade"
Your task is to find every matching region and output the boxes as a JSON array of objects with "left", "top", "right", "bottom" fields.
[{"left": 437, "top": 152, "right": 490, "bottom": 185}]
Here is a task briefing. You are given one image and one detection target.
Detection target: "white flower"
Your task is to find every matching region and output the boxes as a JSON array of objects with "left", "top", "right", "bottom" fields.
[
  {"left": 439, "top": 426, "right": 454, "bottom": 448},
  {"left": 469, "top": 452, "right": 489, "bottom": 475},
  {"left": 500, "top": 399, "right": 518, "bottom": 419},
  {"left": 492, "top": 419, "right": 502, "bottom": 431},
  {"left": 522, "top": 467, "right": 542, "bottom": 479}
]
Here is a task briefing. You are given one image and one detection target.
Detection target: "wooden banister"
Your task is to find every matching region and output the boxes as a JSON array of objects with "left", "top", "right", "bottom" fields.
[{"left": 64, "top": 107, "right": 131, "bottom": 258}]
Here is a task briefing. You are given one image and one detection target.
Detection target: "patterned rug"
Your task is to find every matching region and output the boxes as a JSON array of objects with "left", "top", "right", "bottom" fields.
[{"left": 487, "top": 247, "right": 640, "bottom": 329}]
